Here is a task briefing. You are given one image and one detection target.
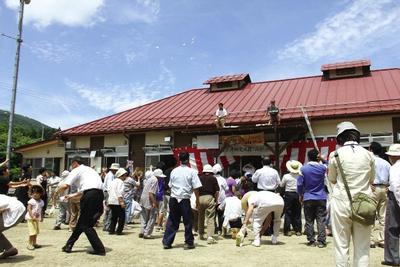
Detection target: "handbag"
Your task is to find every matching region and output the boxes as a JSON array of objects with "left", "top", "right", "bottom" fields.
[{"left": 334, "top": 151, "right": 377, "bottom": 226}]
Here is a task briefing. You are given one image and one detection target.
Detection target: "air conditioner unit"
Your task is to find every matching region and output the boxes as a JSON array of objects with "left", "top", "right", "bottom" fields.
[{"left": 65, "top": 140, "right": 75, "bottom": 149}]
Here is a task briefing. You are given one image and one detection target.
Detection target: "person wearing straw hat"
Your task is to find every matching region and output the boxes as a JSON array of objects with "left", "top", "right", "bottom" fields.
[
  {"left": 382, "top": 144, "right": 400, "bottom": 266},
  {"left": 197, "top": 164, "right": 219, "bottom": 244},
  {"left": 328, "top": 121, "right": 375, "bottom": 267},
  {"left": 238, "top": 190, "right": 284, "bottom": 247},
  {"left": 102, "top": 163, "right": 120, "bottom": 232},
  {"left": 280, "top": 160, "right": 303, "bottom": 236}
]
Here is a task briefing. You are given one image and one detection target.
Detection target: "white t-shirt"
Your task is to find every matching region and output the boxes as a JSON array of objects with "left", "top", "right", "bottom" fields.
[
  {"left": 0, "top": 195, "right": 25, "bottom": 227},
  {"left": 252, "top": 166, "right": 281, "bottom": 190},
  {"left": 222, "top": 196, "right": 242, "bottom": 227},
  {"left": 215, "top": 108, "right": 228, "bottom": 118},
  {"left": 25, "top": 198, "right": 44, "bottom": 220},
  {"left": 215, "top": 174, "right": 228, "bottom": 205},
  {"left": 64, "top": 164, "right": 103, "bottom": 192},
  {"left": 103, "top": 171, "right": 115, "bottom": 192},
  {"left": 169, "top": 165, "right": 202, "bottom": 199},
  {"left": 248, "top": 191, "right": 284, "bottom": 208},
  {"left": 108, "top": 178, "right": 125, "bottom": 205}
]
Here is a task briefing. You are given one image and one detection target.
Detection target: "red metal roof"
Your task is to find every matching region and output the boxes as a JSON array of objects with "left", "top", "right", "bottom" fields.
[
  {"left": 321, "top": 59, "right": 371, "bottom": 71},
  {"left": 60, "top": 68, "right": 400, "bottom": 136},
  {"left": 204, "top": 73, "right": 250, "bottom": 84}
]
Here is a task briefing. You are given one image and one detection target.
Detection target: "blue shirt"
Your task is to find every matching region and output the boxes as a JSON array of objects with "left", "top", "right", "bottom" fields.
[
  {"left": 297, "top": 161, "right": 327, "bottom": 201},
  {"left": 169, "top": 165, "right": 202, "bottom": 199},
  {"left": 373, "top": 155, "right": 390, "bottom": 185}
]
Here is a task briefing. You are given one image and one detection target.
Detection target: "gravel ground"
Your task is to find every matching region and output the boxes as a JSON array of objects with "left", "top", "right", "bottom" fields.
[{"left": 1, "top": 214, "right": 385, "bottom": 267}]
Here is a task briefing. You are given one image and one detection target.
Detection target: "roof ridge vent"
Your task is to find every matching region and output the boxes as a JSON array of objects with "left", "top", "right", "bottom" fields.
[
  {"left": 204, "top": 73, "right": 251, "bottom": 92},
  {"left": 321, "top": 59, "right": 371, "bottom": 80}
]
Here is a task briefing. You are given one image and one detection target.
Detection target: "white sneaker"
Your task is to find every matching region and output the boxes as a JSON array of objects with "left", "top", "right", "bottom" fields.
[
  {"left": 236, "top": 231, "right": 245, "bottom": 247},
  {"left": 271, "top": 235, "right": 278, "bottom": 245},
  {"left": 207, "top": 237, "right": 217, "bottom": 244},
  {"left": 252, "top": 240, "right": 260, "bottom": 247}
]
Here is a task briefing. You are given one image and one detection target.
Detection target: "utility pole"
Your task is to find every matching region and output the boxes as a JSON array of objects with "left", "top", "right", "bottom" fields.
[{"left": 6, "top": 0, "right": 30, "bottom": 167}]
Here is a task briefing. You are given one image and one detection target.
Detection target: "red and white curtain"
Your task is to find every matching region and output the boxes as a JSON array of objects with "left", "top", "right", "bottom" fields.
[{"left": 173, "top": 138, "right": 337, "bottom": 173}]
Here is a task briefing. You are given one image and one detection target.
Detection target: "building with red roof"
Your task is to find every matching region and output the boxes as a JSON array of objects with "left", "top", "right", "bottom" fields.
[{"left": 17, "top": 60, "right": 400, "bottom": 174}]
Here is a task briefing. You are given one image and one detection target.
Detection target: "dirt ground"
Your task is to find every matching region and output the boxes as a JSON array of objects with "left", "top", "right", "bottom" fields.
[{"left": 2, "top": 213, "right": 384, "bottom": 267}]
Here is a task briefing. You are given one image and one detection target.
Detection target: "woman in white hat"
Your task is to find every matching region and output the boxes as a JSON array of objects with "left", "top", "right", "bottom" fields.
[{"left": 280, "top": 160, "right": 303, "bottom": 236}]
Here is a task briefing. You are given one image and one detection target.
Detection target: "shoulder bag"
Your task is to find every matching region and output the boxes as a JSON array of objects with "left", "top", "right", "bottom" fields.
[{"left": 334, "top": 151, "right": 377, "bottom": 226}]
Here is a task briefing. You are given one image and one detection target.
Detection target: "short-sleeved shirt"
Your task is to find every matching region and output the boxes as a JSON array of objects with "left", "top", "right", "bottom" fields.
[
  {"left": 0, "top": 194, "right": 25, "bottom": 227},
  {"left": 25, "top": 198, "right": 44, "bottom": 220},
  {"left": 103, "top": 171, "right": 115, "bottom": 192},
  {"left": 215, "top": 175, "right": 228, "bottom": 204},
  {"left": 248, "top": 191, "right": 284, "bottom": 208},
  {"left": 108, "top": 178, "right": 125, "bottom": 205},
  {"left": 123, "top": 177, "right": 139, "bottom": 200},
  {"left": 64, "top": 164, "right": 103, "bottom": 192},
  {"left": 280, "top": 173, "right": 298, "bottom": 192},
  {"left": 169, "top": 165, "right": 202, "bottom": 199},
  {"left": 140, "top": 176, "right": 159, "bottom": 210},
  {"left": 252, "top": 166, "right": 280, "bottom": 191},
  {"left": 373, "top": 155, "right": 390, "bottom": 185},
  {"left": 199, "top": 174, "right": 219, "bottom": 196}
]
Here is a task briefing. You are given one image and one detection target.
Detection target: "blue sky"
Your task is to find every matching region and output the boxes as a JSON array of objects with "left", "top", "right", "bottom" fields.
[{"left": 0, "top": 0, "right": 399, "bottom": 129}]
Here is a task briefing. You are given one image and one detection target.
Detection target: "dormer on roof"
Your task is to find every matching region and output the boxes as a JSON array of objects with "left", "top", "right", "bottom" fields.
[
  {"left": 321, "top": 59, "right": 371, "bottom": 80},
  {"left": 204, "top": 73, "right": 251, "bottom": 92}
]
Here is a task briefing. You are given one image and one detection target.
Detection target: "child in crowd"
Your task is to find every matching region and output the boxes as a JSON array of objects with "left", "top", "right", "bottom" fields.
[{"left": 26, "top": 184, "right": 45, "bottom": 250}]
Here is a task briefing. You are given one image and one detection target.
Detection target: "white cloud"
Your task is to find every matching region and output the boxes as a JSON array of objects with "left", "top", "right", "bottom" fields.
[
  {"left": 25, "top": 41, "right": 78, "bottom": 63},
  {"left": 105, "top": 0, "right": 160, "bottom": 24},
  {"left": 66, "top": 63, "right": 175, "bottom": 113},
  {"left": 5, "top": 0, "right": 105, "bottom": 28},
  {"left": 278, "top": 0, "right": 400, "bottom": 62}
]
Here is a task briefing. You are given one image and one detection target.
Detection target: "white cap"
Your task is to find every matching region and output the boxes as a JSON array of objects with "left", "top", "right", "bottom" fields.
[
  {"left": 110, "top": 163, "right": 120, "bottom": 170},
  {"left": 153, "top": 169, "right": 166, "bottom": 177},
  {"left": 336, "top": 121, "right": 359, "bottom": 137},
  {"left": 386, "top": 144, "right": 400, "bottom": 156},
  {"left": 212, "top": 164, "right": 222, "bottom": 174},
  {"left": 115, "top": 168, "right": 127, "bottom": 178},
  {"left": 202, "top": 164, "right": 214, "bottom": 173}
]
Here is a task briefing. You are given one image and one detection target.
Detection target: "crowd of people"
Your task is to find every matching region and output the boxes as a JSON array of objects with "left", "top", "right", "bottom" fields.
[{"left": 1, "top": 120, "right": 400, "bottom": 266}]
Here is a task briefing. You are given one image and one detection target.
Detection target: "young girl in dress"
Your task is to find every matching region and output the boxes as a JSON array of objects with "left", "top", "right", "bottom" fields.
[{"left": 26, "top": 184, "right": 44, "bottom": 250}]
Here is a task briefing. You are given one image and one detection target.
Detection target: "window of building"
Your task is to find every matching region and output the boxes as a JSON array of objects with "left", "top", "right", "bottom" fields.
[
  {"left": 90, "top": 136, "right": 104, "bottom": 151},
  {"left": 335, "top": 67, "right": 356, "bottom": 76}
]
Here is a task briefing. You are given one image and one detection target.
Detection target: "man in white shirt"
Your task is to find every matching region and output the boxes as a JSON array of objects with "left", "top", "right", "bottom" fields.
[
  {"left": 383, "top": 144, "right": 400, "bottom": 266},
  {"left": 162, "top": 152, "right": 202, "bottom": 250},
  {"left": 56, "top": 156, "right": 106, "bottom": 256},
  {"left": 102, "top": 163, "right": 119, "bottom": 232},
  {"left": 215, "top": 103, "right": 228, "bottom": 128},
  {"left": 0, "top": 194, "right": 25, "bottom": 259},
  {"left": 252, "top": 158, "right": 280, "bottom": 191},
  {"left": 239, "top": 191, "right": 284, "bottom": 247},
  {"left": 369, "top": 142, "right": 391, "bottom": 249}
]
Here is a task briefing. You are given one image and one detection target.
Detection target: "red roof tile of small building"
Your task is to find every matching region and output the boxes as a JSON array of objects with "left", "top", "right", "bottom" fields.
[
  {"left": 321, "top": 59, "right": 371, "bottom": 71},
  {"left": 204, "top": 73, "right": 250, "bottom": 84},
  {"left": 60, "top": 68, "right": 400, "bottom": 136}
]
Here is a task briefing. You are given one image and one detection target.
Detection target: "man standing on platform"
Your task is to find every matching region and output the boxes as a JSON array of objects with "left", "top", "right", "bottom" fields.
[
  {"left": 162, "top": 151, "right": 202, "bottom": 250},
  {"left": 57, "top": 156, "right": 106, "bottom": 256}
]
